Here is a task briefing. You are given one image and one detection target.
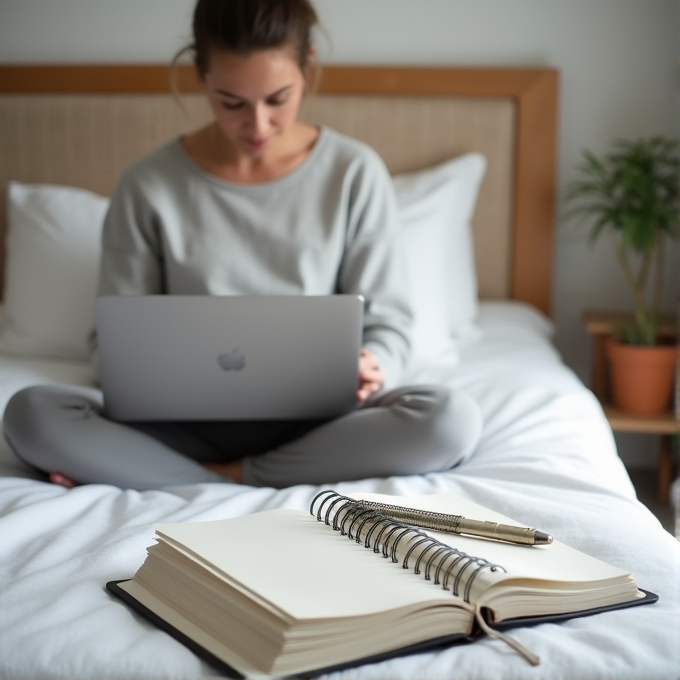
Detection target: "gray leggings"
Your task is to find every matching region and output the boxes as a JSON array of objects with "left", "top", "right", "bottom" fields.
[{"left": 3, "top": 383, "right": 482, "bottom": 490}]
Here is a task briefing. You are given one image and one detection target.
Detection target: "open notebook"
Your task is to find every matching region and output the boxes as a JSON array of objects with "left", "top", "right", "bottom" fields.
[{"left": 107, "top": 491, "right": 656, "bottom": 678}]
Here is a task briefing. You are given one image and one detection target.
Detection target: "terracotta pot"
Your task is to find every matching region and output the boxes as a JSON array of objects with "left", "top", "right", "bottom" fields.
[{"left": 605, "top": 337, "right": 678, "bottom": 415}]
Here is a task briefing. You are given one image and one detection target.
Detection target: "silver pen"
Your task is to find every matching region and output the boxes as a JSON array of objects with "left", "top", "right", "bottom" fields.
[{"left": 356, "top": 500, "right": 553, "bottom": 546}]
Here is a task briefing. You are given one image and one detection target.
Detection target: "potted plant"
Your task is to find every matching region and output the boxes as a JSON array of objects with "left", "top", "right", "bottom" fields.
[{"left": 566, "top": 136, "right": 680, "bottom": 415}]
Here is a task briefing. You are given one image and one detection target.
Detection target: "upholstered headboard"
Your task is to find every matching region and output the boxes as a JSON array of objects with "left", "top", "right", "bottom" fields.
[{"left": 0, "top": 65, "right": 558, "bottom": 313}]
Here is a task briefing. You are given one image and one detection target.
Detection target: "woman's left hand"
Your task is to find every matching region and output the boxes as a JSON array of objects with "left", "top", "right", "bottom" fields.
[{"left": 357, "top": 348, "right": 384, "bottom": 403}]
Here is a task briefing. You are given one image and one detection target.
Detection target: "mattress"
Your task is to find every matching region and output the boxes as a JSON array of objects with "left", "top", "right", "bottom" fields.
[{"left": 0, "top": 301, "right": 678, "bottom": 680}]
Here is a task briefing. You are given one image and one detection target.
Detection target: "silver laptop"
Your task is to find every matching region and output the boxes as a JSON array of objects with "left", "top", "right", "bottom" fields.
[{"left": 95, "top": 295, "right": 363, "bottom": 421}]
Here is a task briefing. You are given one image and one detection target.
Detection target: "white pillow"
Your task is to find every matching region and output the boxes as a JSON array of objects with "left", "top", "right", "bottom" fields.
[
  {"left": 0, "top": 182, "right": 109, "bottom": 360},
  {"left": 0, "top": 156, "right": 485, "bottom": 365},
  {"left": 393, "top": 153, "right": 486, "bottom": 368}
]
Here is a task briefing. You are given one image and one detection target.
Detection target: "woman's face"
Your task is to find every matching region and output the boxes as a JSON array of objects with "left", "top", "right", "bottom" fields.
[{"left": 202, "top": 47, "right": 307, "bottom": 158}]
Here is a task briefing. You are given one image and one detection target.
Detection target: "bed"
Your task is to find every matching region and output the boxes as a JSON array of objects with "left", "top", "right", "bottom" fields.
[{"left": 0, "top": 64, "right": 678, "bottom": 680}]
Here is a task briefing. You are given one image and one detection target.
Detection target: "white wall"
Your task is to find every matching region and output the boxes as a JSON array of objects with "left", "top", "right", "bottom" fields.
[{"left": 1, "top": 0, "right": 678, "bottom": 466}]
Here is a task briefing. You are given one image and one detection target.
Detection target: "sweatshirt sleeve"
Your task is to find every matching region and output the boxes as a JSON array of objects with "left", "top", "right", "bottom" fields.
[
  {"left": 89, "top": 165, "right": 166, "bottom": 367},
  {"left": 97, "top": 168, "right": 166, "bottom": 297},
  {"left": 338, "top": 150, "right": 413, "bottom": 390}
]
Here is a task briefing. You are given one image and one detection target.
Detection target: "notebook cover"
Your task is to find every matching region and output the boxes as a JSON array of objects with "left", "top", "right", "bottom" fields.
[{"left": 106, "top": 579, "right": 658, "bottom": 679}]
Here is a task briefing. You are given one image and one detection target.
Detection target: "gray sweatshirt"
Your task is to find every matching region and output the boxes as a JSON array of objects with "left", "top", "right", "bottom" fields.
[{"left": 98, "top": 127, "right": 413, "bottom": 388}]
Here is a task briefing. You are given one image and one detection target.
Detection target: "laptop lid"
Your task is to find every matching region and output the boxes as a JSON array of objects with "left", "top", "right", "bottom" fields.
[{"left": 95, "top": 295, "right": 363, "bottom": 421}]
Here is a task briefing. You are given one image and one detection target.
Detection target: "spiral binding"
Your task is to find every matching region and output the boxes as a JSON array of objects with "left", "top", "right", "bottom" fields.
[{"left": 310, "top": 490, "right": 505, "bottom": 603}]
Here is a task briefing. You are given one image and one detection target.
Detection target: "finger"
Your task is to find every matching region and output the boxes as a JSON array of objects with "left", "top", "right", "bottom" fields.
[
  {"left": 357, "top": 378, "right": 382, "bottom": 401},
  {"left": 360, "top": 365, "right": 384, "bottom": 381}
]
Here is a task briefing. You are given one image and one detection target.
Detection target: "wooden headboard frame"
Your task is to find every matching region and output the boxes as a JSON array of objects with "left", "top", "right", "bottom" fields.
[{"left": 0, "top": 64, "right": 558, "bottom": 315}]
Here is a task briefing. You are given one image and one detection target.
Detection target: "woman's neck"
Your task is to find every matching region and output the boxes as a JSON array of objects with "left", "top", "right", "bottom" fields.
[{"left": 182, "top": 121, "right": 319, "bottom": 184}]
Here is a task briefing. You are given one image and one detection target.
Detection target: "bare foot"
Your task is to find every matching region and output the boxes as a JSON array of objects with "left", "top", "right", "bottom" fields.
[
  {"left": 49, "top": 472, "right": 79, "bottom": 489},
  {"left": 204, "top": 460, "right": 244, "bottom": 484}
]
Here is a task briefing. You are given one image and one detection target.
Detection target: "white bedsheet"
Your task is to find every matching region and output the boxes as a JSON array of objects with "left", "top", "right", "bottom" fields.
[{"left": 0, "top": 302, "right": 678, "bottom": 680}]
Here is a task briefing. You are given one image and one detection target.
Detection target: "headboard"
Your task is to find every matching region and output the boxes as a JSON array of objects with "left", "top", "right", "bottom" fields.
[{"left": 0, "top": 65, "right": 558, "bottom": 314}]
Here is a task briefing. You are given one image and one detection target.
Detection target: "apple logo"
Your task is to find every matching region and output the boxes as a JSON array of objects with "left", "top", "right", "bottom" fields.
[{"left": 217, "top": 349, "right": 246, "bottom": 372}]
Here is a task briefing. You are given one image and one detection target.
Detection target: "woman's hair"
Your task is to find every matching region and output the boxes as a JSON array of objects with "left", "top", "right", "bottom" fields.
[{"left": 184, "top": 0, "right": 320, "bottom": 78}]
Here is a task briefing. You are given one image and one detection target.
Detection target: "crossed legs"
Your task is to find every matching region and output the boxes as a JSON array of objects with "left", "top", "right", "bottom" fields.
[{"left": 3, "top": 383, "right": 482, "bottom": 490}]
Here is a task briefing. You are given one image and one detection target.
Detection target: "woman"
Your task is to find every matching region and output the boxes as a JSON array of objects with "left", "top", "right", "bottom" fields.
[{"left": 3, "top": 0, "right": 482, "bottom": 490}]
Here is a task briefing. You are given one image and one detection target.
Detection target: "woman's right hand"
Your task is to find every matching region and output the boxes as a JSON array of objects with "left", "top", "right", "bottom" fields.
[{"left": 357, "top": 348, "right": 384, "bottom": 403}]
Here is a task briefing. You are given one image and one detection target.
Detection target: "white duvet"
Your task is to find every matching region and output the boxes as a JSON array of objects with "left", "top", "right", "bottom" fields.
[{"left": 0, "top": 302, "right": 678, "bottom": 680}]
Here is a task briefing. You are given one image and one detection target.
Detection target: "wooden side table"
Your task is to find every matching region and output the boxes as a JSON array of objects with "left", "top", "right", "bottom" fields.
[{"left": 583, "top": 310, "right": 678, "bottom": 503}]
